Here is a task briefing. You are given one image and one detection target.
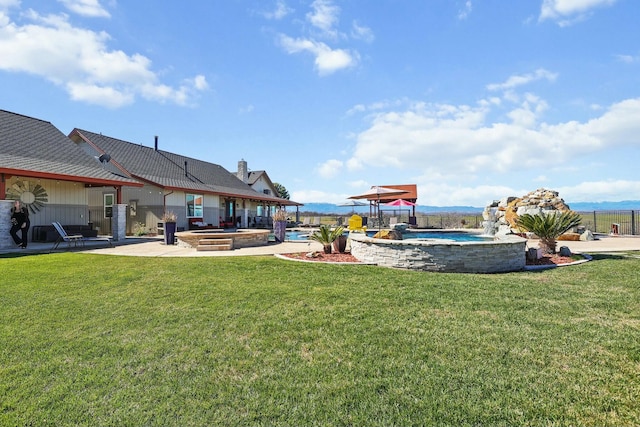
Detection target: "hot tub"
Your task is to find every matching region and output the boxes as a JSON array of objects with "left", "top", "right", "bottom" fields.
[
  {"left": 175, "top": 229, "right": 270, "bottom": 249},
  {"left": 348, "top": 232, "right": 526, "bottom": 273}
]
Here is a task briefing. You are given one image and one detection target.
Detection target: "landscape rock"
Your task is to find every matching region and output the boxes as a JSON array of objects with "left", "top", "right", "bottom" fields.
[
  {"left": 373, "top": 229, "right": 403, "bottom": 240},
  {"left": 580, "top": 230, "right": 595, "bottom": 241},
  {"left": 558, "top": 233, "right": 581, "bottom": 241},
  {"left": 559, "top": 246, "right": 572, "bottom": 257},
  {"left": 483, "top": 188, "right": 573, "bottom": 235}
]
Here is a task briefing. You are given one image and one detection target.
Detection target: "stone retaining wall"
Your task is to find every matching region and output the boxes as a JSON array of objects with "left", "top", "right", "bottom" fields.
[{"left": 349, "top": 233, "right": 526, "bottom": 273}]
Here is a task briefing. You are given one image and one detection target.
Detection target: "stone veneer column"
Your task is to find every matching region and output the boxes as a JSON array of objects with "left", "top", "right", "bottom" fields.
[
  {"left": 111, "top": 204, "right": 127, "bottom": 242},
  {"left": 0, "top": 200, "right": 13, "bottom": 249}
]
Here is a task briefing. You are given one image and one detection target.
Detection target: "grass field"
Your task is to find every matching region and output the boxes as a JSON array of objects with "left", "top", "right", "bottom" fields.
[{"left": 1, "top": 252, "right": 639, "bottom": 426}]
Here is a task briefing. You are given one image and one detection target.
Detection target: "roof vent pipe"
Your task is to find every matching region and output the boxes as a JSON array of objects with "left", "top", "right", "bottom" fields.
[
  {"left": 154, "top": 135, "right": 158, "bottom": 151},
  {"left": 184, "top": 160, "right": 188, "bottom": 177}
]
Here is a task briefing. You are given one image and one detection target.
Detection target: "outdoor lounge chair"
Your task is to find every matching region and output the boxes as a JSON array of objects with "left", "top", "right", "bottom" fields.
[
  {"left": 299, "top": 217, "right": 311, "bottom": 227},
  {"left": 52, "top": 222, "right": 112, "bottom": 250},
  {"left": 310, "top": 217, "right": 321, "bottom": 227}
]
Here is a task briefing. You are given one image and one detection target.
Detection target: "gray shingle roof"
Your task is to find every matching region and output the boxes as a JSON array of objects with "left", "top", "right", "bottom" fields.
[
  {"left": 73, "top": 129, "right": 299, "bottom": 204},
  {"left": 0, "top": 110, "right": 139, "bottom": 186}
]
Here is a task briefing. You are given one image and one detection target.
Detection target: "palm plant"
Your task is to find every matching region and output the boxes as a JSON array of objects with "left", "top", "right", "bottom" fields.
[
  {"left": 309, "top": 224, "right": 345, "bottom": 254},
  {"left": 516, "top": 211, "right": 582, "bottom": 254}
]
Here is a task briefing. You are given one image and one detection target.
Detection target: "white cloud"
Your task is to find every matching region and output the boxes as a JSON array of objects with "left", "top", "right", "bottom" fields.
[
  {"left": 0, "top": 8, "right": 207, "bottom": 108},
  {"left": 347, "top": 179, "right": 369, "bottom": 189},
  {"left": 317, "top": 159, "right": 343, "bottom": 179},
  {"left": 415, "top": 179, "right": 640, "bottom": 207},
  {"left": 615, "top": 53, "right": 639, "bottom": 64},
  {"left": 557, "top": 180, "right": 640, "bottom": 202},
  {"left": 67, "top": 82, "right": 133, "bottom": 107},
  {"left": 278, "top": 34, "right": 358, "bottom": 75},
  {"left": 539, "top": 0, "right": 617, "bottom": 26},
  {"left": 263, "top": 0, "right": 292, "bottom": 20},
  {"left": 291, "top": 188, "right": 353, "bottom": 204},
  {"left": 487, "top": 68, "right": 558, "bottom": 92},
  {"left": 351, "top": 20, "right": 374, "bottom": 42},
  {"left": 58, "top": 0, "right": 110, "bottom": 18},
  {"left": 273, "top": 0, "right": 365, "bottom": 75},
  {"left": 0, "top": 0, "right": 17, "bottom": 8},
  {"left": 458, "top": 1, "right": 473, "bottom": 20},
  {"left": 416, "top": 183, "right": 523, "bottom": 207},
  {"left": 346, "top": 89, "right": 640, "bottom": 187},
  {"left": 306, "top": 0, "right": 340, "bottom": 39}
]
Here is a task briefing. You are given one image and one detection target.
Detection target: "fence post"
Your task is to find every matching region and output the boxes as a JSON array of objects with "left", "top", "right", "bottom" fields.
[
  {"left": 632, "top": 210, "right": 636, "bottom": 236},
  {"left": 593, "top": 211, "right": 597, "bottom": 233}
]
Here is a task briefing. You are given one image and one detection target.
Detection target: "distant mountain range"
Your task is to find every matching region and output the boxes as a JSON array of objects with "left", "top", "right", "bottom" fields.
[{"left": 296, "top": 201, "right": 640, "bottom": 214}]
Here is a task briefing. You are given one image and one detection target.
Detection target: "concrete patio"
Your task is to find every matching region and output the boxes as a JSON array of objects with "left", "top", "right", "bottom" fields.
[{"left": 2, "top": 232, "right": 640, "bottom": 258}]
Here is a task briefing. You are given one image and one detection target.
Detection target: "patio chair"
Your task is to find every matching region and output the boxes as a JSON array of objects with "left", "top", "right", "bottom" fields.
[
  {"left": 52, "top": 222, "right": 112, "bottom": 250},
  {"left": 51, "top": 222, "right": 84, "bottom": 250},
  {"left": 348, "top": 214, "right": 364, "bottom": 232},
  {"left": 310, "top": 217, "right": 321, "bottom": 227},
  {"left": 300, "top": 217, "right": 311, "bottom": 227}
]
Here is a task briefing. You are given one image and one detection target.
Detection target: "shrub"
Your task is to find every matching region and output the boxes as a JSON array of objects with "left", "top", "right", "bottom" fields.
[
  {"left": 516, "top": 211, "right": 582, "bottom": 254},
  {"left": 309, "top": 224, "right": 345, "bottom": 254}
]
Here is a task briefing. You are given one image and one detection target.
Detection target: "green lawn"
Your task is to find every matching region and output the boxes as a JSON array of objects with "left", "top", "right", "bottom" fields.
[{"left": 1, "top": 253, "right": 639, "bottom": 426}]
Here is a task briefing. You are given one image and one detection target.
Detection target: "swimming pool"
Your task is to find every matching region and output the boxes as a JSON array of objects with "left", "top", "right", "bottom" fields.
[{"left": 285, "top": 230, "right": 490, "bottom": 242}]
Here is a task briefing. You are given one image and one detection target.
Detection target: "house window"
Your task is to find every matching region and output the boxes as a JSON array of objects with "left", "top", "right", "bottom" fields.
[
  {"left": 186, "top": 194, "right": 203, "bottom": 217},
  {"left": 263, "top": 189, "right": 271, "bottom": 195},
  {"left": 104, "top": 193, "right": 114, "bottom": 218}
]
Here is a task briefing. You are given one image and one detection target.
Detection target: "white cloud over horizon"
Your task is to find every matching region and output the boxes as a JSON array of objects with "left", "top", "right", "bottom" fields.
[
  {"left": 0, "top": 6, "right": 207, "bottom": 108},
  {"left": 308, "top": 67, "right": 640, "bottom": 206}
]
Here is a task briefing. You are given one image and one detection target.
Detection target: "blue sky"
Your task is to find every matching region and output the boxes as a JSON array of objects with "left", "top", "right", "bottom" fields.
[{"left": 1, "top": 0, "right": 639, "bottom": 207}]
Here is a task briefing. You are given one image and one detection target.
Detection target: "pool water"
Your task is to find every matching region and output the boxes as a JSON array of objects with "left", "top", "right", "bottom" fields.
[
  {"left": 285, "top": 230, "right": 489, "bottom": 242},
  {"left": 401, "top": 231, "right": 490, "bottom": 242}
]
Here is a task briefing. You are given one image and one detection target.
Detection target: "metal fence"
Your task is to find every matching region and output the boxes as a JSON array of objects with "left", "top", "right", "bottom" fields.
[
  {"left": 576, "top": 210, "right": 639, "bottom": 235},
  {"left": 314, "top": 210, "right": 640, "bottom": 236}
]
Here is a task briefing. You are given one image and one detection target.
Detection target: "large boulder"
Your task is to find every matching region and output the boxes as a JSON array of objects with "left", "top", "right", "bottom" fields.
[
  {"left": 580, "top": 230, "right": 595, "bottom": 241},
  {"left": 484, "top": 188, "right": 572, "bottom": 235}
]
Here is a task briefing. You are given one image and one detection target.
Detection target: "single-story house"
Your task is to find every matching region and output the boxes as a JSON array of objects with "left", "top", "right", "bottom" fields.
[
  {"left": 69, "top": 129, "right": 301, "bottom": 235},
  {"left": 1, "top": 109, "right": 301, "bottom": 247}
]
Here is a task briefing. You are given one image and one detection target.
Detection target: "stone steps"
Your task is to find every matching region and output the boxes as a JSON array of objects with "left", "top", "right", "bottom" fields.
[{"left": 196, "top": 238, "right": 233, "bottom": 251}]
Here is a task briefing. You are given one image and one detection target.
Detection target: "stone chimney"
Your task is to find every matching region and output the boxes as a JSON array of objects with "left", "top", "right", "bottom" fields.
[{"left": 237, "top": 159, "right": 248, "bottom": 183}]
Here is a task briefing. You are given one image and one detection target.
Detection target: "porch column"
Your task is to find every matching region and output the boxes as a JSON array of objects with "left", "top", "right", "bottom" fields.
[
  {"left": 0, "top": 200, "right": 13, "bottom": 249},
  {"left": 111, "top": 203, "right": 127, "bottom": 242},
  {"left": 0, "top": 173, "right": 6, "bottom": 199}
]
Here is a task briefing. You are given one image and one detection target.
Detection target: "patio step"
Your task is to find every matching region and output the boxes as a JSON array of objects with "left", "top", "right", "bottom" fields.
[{"left": 197, "top": 238, "right": 233, "bottom": 251}]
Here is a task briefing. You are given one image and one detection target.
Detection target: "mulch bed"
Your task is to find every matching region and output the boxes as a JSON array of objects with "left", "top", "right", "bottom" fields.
[
  {"left": 281, "top": 252, "right": 579, "bottom": 266},
  {"left": 525, "top": 253, "right": 577, "bottom": 266}
]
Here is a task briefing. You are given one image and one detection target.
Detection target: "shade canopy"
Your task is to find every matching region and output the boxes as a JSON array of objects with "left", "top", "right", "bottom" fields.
[
  {"left": 349, "top": 186, "right": 409, "bottom": 200},
  {"left": 383, "top": 199, "right": 416, "bottom": 207},
  {"left": 337, "top": 200, "right": 368, "bottom": 207}
]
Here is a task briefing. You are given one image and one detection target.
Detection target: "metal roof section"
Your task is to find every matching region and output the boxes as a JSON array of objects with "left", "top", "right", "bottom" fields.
[
  {"left": 0, "top": 110, "right": 141, "bottom": 186},
  {"left": 72, "top": 129, "right": 301, "bottom": 206}
]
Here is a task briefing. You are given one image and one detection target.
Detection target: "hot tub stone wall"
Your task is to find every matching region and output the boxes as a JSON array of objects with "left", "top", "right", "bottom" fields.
[{"left": 348, "top": 234, "right": 526, "bottom": 273}]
